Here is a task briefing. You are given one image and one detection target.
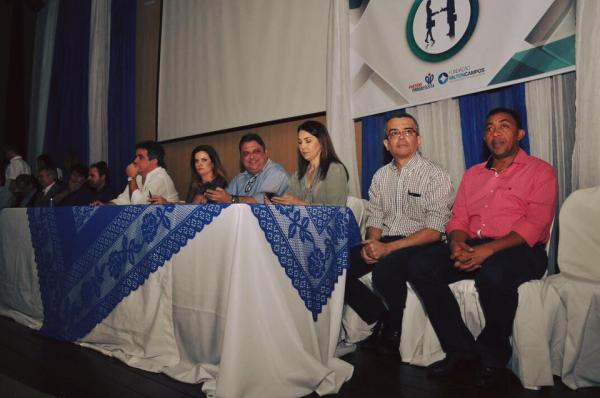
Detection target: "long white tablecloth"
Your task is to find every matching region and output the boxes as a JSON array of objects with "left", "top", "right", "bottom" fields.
[{"left": 0, "top": 205, "right": 353, "bottom": 398}]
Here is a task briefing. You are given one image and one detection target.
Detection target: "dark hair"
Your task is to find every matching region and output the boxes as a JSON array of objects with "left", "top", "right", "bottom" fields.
[
  {"left": 3, "top": 143, "right": 19, "bottom": 156},
  {"left": 296, "top": 120, "right": 348, "bottom": 181},
  {"left": 486, "top": 107, "right": 523, "bottom": 129},
  {"left": 136, "top": 141, "right": 166, "bottom": 168},
  {"left": 383, "top": 112, "right": 420, "bottom": 137},
  {"left": 238, "top": 133, "right": 266, "bottom": 152},
  {"left": 15, "top": 174, "right": 36, "bottom": 191},
  {"left": 37, "top": 154, "right": 55, "bottom": 169},
  {"left": 70, "top": 163, "right": 89, "bottom": 178},
  {"left": 190, "top": 145, "right": 228, "bottom": 183},
  {"left": 90, "top": 161, "right": 109, "bottom": 182}
]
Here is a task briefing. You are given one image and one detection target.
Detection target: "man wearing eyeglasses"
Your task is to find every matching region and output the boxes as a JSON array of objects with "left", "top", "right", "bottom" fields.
[
  {"left": 344, "top": 112, "right": 453, "bottom": 357},
  {"left": 206, "top": 133, "right": 288, "bottom": 204}
]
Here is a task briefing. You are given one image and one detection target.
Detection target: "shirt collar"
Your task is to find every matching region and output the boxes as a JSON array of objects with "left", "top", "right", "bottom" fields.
[
  {"left": 389, "top": 152, "right": 421, "bottom": 172},
  {"left": 145, "top": 166, "right": 162, "bottom": 179},
  {"left": 485, "top": 148, "right": 528, "bottom": 170},
  {"left": 43, "top": 182, "right": 56, "bottom": 195}
]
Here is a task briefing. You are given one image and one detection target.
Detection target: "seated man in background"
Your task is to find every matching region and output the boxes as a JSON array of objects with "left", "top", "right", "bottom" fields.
[
  {"left": 33, "top": 167, "right": 63, "bottom": 207},
  {"left": 345, "top": 112, "right": 453, "bottom": 356},
  {"left": 13, "top": 174, "right": 38, "bottom": 207},
  {"left": 0, "top": 173, "right": 15, "bottom": 209},
  {"left": 110, "top": 141, "right": 179, "bottom": 205},
  {"left": 87, "top": 161, "right": 114, "bottom": 203},
  {"left": 206, "top": 133, "right": 288, "bottom": 204},
  {"left": 55, "top": 164, "right": 92, "bottom": 206},
  {"left": 408, "top": 108, "right": 557, "bottom": 387}
]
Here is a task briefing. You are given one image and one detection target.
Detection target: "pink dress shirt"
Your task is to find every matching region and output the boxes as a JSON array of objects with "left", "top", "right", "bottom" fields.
[{"left": 447, "top": 149, "right": 557, "bottom": 247}]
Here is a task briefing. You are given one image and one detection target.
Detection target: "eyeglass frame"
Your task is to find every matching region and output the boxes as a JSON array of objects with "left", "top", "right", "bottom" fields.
[
  {"left": 385, "top": 128, "right": 419, "bottom": 139},
  {"left": 244, "top": 174, "right": 258, "bottom": 193}
]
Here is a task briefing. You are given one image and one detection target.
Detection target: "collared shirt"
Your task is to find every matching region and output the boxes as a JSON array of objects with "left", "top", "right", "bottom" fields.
[
  {"left": 5, "top": 156, "right": 31, "bottom": 182},
  {"left": 226, "top": 159, "right": 289, "bottom": 203},
  {"left": 367, "top": 153, "right": 453, "bottom": 237},
  {"left": 43, "top": 182, "right": 57, "bottom": 196},
  {"left": 112, "top": 166, "right": 179, "bottom": 205},
  {"left": 447, "top": 149, "right": 557, "bottom": 247}
]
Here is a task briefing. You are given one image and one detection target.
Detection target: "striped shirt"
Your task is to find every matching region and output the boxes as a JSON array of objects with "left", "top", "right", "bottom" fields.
[{"left": 367, "top": 153, "right": 453, "bottom": 237}]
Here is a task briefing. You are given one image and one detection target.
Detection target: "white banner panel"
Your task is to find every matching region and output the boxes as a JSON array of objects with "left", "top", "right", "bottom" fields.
[
  {"left": 350, "top": 0, "right": 575, "bottom": 118},
  {"left": 158, "top": 0, "right": 328, "bottom": 141}
]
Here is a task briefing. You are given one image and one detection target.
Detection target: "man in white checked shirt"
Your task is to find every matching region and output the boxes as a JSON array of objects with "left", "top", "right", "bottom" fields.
[{"left": 345, "top": 112, "right": 453, "bottom": 357}]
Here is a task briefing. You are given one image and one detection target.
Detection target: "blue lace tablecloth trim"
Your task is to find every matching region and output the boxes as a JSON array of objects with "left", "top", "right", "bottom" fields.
[
  {"left": 27, "top": 204, "right": 228, "bottom": 341},
  {"left": 250, "top": 204, "right": 361, "bottom": 321}
]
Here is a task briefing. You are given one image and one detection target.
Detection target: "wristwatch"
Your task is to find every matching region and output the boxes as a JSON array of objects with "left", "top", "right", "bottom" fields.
[
  {"left": 231, "top": 195, "right": 239, "bottom": 204},
  {"left": 127, "top": 176, "right": 134, "bottom": 182}
]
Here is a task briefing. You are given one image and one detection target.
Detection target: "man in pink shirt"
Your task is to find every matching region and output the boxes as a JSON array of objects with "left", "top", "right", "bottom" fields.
[{"left": 408, "top": 108, "right": 557, "bottom": 387}]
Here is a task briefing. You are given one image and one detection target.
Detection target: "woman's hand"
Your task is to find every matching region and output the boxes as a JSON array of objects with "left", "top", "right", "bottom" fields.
[
  {"left": 270, "top": 194, "right": 308, "bottom": 206},
  {"left": 192, "top": 194, "right": 208, "bottom": 204}
]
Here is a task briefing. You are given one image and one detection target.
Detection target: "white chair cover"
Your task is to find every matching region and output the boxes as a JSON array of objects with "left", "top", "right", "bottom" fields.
[
  {"left": 340, "top": 272, "right": 555, "bottom": 389},
  {"left": 544, "top": 186, "right": 600, "bottom": 389},
  {"left": 346, "top": 196, "right": 369, "bottom": 237},
  {"left": 556, "top": 186, "right": 600, "bottom": 281}
]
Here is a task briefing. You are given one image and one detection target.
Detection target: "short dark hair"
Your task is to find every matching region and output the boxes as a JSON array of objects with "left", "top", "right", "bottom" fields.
[
  {"left": 486, "top": 107, "right": 523, "bottom": 130},
  {"left": 238, "top": 133, "right": 266, "bottom": 152},
  {"left": 90, "top": 161, "right": 109, "bottom": 183},
  {"left": 37, "top": 154, "right": 55, "bottom": 169},
  {"left": 70, "top": 163, "right": 89, "bottom": 178},
  {"left": 136, "top": 141, "right": 166, "bottom": 168},
  {"left": 384, "top": 112, "right": 420, "bottom": 136},
  {"left": 15, "top": 174, "right": 36, "bottom": 192},
  {"left": 3, "top": 143, "right": 19, "bottom": 156}
]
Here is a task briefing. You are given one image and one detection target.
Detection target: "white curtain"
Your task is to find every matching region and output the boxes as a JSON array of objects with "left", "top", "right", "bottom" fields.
[
  {"left": 406, "top": 99, "right": 465, "bottom": 191},
  {"left": 526, "top": 72, "right": 576, "bottom": 207},
  {"left": 327, "top": 0, "right": 361, "bottom": 197},
  {"left": 525, "top": 72, "right": 576, "bottom": 273},
  {"left": 88, "top": 0, "right": 111, "bottom": 164},
  {"left": 573, "top": 0, "right": 600, "bottom": 189},
  {"left": 27, "top": 0, "right": 59, "bottom": 170}
]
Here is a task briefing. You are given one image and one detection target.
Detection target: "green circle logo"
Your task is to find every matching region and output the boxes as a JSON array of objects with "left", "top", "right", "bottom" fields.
[{"left": 406, "top": 0, "right": 479, "bottom": 62}]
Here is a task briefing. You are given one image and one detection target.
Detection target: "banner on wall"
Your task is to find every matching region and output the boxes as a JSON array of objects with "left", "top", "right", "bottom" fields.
[{"left": 350, "top": 0, "right": 575, "bottom": 118}]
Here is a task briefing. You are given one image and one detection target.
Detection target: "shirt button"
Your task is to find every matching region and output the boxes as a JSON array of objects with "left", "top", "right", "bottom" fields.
[
  {"left": 482, "top": 224, "right": 486, "bottom": 227},
  {"left": 484, "top": 205, "right": 488, "bottom": 208},
  {"left": 490, "top": 189, "right": 494, "bottom": 193}
]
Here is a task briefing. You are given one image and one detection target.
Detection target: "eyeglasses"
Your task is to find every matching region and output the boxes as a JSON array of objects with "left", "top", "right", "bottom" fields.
[
  {"left": 245, "top": 174, "right": 258, "bottom": 193},
  {"left": 386, "top": 128, "right": 418, "bottom": 139}
]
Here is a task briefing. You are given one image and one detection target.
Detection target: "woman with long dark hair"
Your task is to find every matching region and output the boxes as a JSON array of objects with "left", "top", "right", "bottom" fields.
[
  {"left": 186, "top": 145, "right": 228, "bottom": 203},
  {"left": 271, "top": 120, "right": 348, "bottom": 206}
]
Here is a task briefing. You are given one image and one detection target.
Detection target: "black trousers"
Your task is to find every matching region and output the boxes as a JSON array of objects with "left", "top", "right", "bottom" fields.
[
  {"left": 345, "top": 236, "right": 433, "bottom": 331},
  {"left": 408, "top": 240, "right": 547, "bottom": 367}
]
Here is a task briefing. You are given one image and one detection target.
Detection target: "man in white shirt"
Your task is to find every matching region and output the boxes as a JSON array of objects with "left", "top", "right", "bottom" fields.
[
  {"left": 3, "top": 144, "right": 31, "bottom": 190},
  {"left": 110, "top": 141, "right": 179, "bottom": 205}
]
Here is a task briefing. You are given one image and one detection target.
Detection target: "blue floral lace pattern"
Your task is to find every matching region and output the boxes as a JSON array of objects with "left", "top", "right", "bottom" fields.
[
  {"left": 250, "top": 204, "right": 361, "bottom": 321},
  {"left": 27, "top": 204, "right": 228, "bottom": 341}
]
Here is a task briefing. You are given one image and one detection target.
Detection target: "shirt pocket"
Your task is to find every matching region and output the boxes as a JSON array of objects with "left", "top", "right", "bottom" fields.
[
  {"left": 495, "top": 184, "right": 526, "bottom": 215},
  {"left": 404, "top": 191, "right": 424, "bottom": 221}
]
